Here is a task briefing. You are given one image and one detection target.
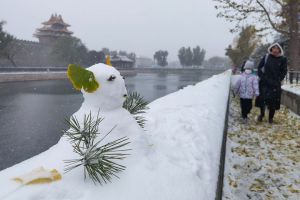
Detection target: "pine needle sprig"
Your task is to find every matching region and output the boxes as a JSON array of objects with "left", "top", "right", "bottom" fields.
[
  {"left": 63, "top": 113, "right": 131, "bottom": 184},
  {"left": 64, "top": 111, "right": 103, "bottom": 147},
  {"left": 123, "top": 92, "right": 149, "bottom": 128}
]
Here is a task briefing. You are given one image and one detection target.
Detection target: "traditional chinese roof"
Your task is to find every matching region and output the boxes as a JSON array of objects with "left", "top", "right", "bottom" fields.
[
  {"left": 36, "top": 27, "right": 73, "bottom": 34},
  {"left": 111, "top": 55, "right": 134, "bottom": 63},
  {"left": 34, "top": 14, "right": 73, "bottom": 39},
  {"left": 42, "top": 14, "right": 70, "bottom": 27}
]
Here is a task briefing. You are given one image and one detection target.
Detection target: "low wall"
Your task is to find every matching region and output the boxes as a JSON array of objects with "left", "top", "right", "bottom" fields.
[
  {"left": 215, "top": 87, "right": 231, "bottom": 200},
  {"left": 0, "top": 71, "right": 138, "bottom": 83},
  {"left": 281, "top": 89, "right": 300, "bottom": 115},
  {"left": 0, "top": 72, "right": 67, "bottom": 83}
]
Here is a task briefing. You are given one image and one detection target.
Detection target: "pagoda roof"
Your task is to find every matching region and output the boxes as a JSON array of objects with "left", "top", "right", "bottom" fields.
[
  {"left": 42, "top": 14, "right": 70, "bottom": 27},
  {"left": 35, "top": 14, "right": 73, "bottom": 39},
  {"left": 36, "top": 26, "right": 73, "bottom": 34},
  {"left": 33, "top": 31, "right": 72, "bottom": 38}
]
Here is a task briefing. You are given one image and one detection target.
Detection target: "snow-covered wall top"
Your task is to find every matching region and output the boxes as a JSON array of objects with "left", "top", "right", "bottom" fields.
[
  {"left": 282, "top": 84, "right": 300, "bottom": 96},
  {"left": 143, "top": 70, "right": 231, "bottom": 199}
]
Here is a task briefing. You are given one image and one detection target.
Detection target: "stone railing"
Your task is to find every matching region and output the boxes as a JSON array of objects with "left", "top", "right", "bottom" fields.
[
  {"left": 281, "top": 89, "right": 300, "bottom": 115},
  {"left": 285, "top": 71, "right": 300, "bottom": 84}
]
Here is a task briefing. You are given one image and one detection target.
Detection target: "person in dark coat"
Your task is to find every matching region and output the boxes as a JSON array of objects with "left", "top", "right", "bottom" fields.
[{"left": 255, "top": 43, "right": 287, "bottom": 123}]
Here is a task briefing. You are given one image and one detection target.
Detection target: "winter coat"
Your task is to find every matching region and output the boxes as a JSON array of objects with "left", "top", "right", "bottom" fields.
[
  {"left": 255, "top": 43, "right": 287, "bottom": 110},
  {"left": 234, "top": 71, "right": 259, "bottom": 99}
]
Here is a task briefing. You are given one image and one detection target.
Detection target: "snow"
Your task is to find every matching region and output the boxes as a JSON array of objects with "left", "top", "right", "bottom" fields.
[
  {"left": 282, "top": 84, "right": 300, "bottom": 96},
  {"left": 0, "top": 64, "right": 231, "bottom": 200},
  {"left": 143, "top": 70, "right": 231, "bottom": 199},
  {"left": 231, "top": 75, "right": 241, "bottom": 87}
]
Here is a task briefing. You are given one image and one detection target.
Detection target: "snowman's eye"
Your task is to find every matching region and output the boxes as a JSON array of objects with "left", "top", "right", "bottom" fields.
[{"left": 107, "top": 75, "right": 116, "bottom": 81}]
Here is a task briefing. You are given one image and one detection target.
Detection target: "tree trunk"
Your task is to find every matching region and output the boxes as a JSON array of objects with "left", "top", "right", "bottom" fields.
[
  {"left": 7, "top": 56, "right": 17, "bottom": 67},
  {"left": 287, "top": 0, "right": 300, "bottom": 71}
]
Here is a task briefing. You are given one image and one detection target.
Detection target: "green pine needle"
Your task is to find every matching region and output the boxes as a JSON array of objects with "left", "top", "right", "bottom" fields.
[
  {"left": 64, "top": 111, "right": 103, "bottom": 147},
  {"left": 63, "top": 112, "right": 131, "bottom": 185},
  {"left": 123, "top": 92, "right": 149, "bottom": 128}
]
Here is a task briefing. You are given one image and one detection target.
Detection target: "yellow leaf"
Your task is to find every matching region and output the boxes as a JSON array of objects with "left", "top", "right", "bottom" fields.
[
  {"left": 67, "top": 64, "right": 99, "bottom": 93},
  {"left": 287, "top": 184, "right": 300, "bottom": 193},
  {"left": 249, "top": 183, "right": 265, "bottom": 192},
  {"left": 13, "top": 167, "right": 62, "bottom": 185}
]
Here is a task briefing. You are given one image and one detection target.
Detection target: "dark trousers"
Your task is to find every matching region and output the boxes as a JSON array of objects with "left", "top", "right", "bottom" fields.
[
  {"left": 260, "top": 106, "right": 276, "bottom": 120},
  {"left": 240, "top": 98, "right": 253, "bottom": 119}
]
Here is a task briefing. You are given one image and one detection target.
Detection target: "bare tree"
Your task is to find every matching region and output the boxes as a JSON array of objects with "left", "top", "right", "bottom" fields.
[
  {"left": 214, "top": 0, "right": 299, "bottom": 70},
  {"left": 3, "top": 40, "right": 24, "bottom": 67},
  {"left": 0, "top": 21, "right": 20, "bottom": 67}
]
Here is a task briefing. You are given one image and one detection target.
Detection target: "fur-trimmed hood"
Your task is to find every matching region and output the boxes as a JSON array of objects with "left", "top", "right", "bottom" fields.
[{"left": 268, "top": 43, "right": 284, "bottom": 56}]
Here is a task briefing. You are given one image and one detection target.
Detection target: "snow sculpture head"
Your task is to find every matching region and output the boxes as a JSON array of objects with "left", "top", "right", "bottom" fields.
[{"left": 68, "top": 63, "right": 127, "bottom": 111}]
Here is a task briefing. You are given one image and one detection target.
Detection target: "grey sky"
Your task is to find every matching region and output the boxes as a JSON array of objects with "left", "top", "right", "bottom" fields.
[{"left": 1, "top": 0, "right": 235, "bottom": 61}]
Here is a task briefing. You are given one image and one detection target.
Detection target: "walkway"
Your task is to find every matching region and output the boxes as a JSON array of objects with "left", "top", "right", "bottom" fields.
[{"left": 223, "top": 97, "right": 300, "bottom": 200}]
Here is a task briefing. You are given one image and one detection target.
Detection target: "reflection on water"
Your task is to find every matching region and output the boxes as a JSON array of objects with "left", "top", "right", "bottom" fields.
[
  {"left": 125, "top": 72, "right": 207, "bottom": 102},
  {"left": 0, "top": 71, "right": 214, "bottom": 170}
]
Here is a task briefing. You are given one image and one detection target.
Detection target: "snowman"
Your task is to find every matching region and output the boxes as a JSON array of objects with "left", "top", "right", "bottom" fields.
[{"left": 68, "top": 63, "right": 146, "bottom": 144}]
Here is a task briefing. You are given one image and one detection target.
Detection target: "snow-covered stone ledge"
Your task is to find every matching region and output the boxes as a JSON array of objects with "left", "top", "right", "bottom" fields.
[
  {"left": 144, "top": 70, "right": 231, "bottom": 199},
  {"left": 281, "top": 85, "right": 300, "bottom": 115}
]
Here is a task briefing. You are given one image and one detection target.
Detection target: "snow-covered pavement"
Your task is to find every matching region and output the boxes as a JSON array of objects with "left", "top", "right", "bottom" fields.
[{"left": 223, "top": 97, "right": 300, "bottom": 200}]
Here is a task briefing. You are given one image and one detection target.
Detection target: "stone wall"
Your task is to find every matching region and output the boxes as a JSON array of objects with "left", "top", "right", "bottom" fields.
[
  {"left": 0, "top": 39, "right": 54, "bottom": 67},
  {"left": 0, "top": 70, "right": 138, "bottom": 83},
  {"left": 0, "top": 72, "right": 67, "bottom": 83},
  {"left": 281, "top": 90, "right": 300, "bottom": 115}
]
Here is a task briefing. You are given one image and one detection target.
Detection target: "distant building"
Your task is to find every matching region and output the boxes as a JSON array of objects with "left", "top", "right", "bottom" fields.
[
  {"left": 110, "top": 55, "right": 134, "bottom": 69},
  {"left": 136, "top": 57, "right": 155, "bottom": 68},
  {"left": 0, "top": 14, "right": 74, "bottom": 67},
  {"left": 34, "top": 14, "right": 73, "bottom": 45}
]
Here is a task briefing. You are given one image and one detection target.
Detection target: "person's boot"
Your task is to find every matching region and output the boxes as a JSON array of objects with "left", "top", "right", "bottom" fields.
[
  {"left": 258, "top": 107, "right": 265, "bottom": 122},
  {"left": 269, "top": 109, "right": 275, "bottom": 124},
  {"left": 269, "top": 118, "right": 273, "bottom": 124},
  {"left": 257, "top": 115, "right": 264, "bottom": 122}
]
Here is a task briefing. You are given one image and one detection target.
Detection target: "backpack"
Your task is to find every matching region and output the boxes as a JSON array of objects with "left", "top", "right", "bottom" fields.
[{"left": 261, "top": 54, "right": 269, "bottom": 74}]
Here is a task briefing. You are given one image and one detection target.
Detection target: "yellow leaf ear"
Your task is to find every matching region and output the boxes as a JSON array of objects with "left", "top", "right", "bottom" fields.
[{"left": 67, "top": 64, "right": 100, "bottom": 93}]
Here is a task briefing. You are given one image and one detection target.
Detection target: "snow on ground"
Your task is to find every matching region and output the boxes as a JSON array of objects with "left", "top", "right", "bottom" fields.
[
  {"left": 282, "top": 83, "right": 300, "bottom": 96},
  {"left": 223, "top": 96, "right": 300, "bottom": 200},
  {"left": 0, "top": 66, "right": 231, "bottom": 200}
]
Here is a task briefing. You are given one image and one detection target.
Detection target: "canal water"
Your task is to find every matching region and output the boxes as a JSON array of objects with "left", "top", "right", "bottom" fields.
[{"left": 0, "top": 71, "right": 218, "bottom": 170}]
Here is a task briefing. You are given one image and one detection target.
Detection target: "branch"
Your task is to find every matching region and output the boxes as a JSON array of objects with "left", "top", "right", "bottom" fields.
[
  {"left": 273, "top": 0, "right": 284, "bottom": 7},
  {"left": 256, "top": 0, "right": 289, "bottom": 35}
]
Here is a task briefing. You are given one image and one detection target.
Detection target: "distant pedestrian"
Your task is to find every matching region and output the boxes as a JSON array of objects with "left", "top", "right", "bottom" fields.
[
  {"left": 234, "top": 60, "right": 259, "bottom": 124},
  {"left": 255, "top": 43, "right": 287, "bottom": 124}
]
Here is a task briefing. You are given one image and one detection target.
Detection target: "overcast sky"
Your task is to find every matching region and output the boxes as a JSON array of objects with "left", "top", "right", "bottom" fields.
[{"left": 1, "top": 0, "right": 235, "bottom": 61}]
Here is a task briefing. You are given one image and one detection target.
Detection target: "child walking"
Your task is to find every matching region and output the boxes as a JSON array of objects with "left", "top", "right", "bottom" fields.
[{"left": 234, "top": 61, "right": 259, "bottom": 124}]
